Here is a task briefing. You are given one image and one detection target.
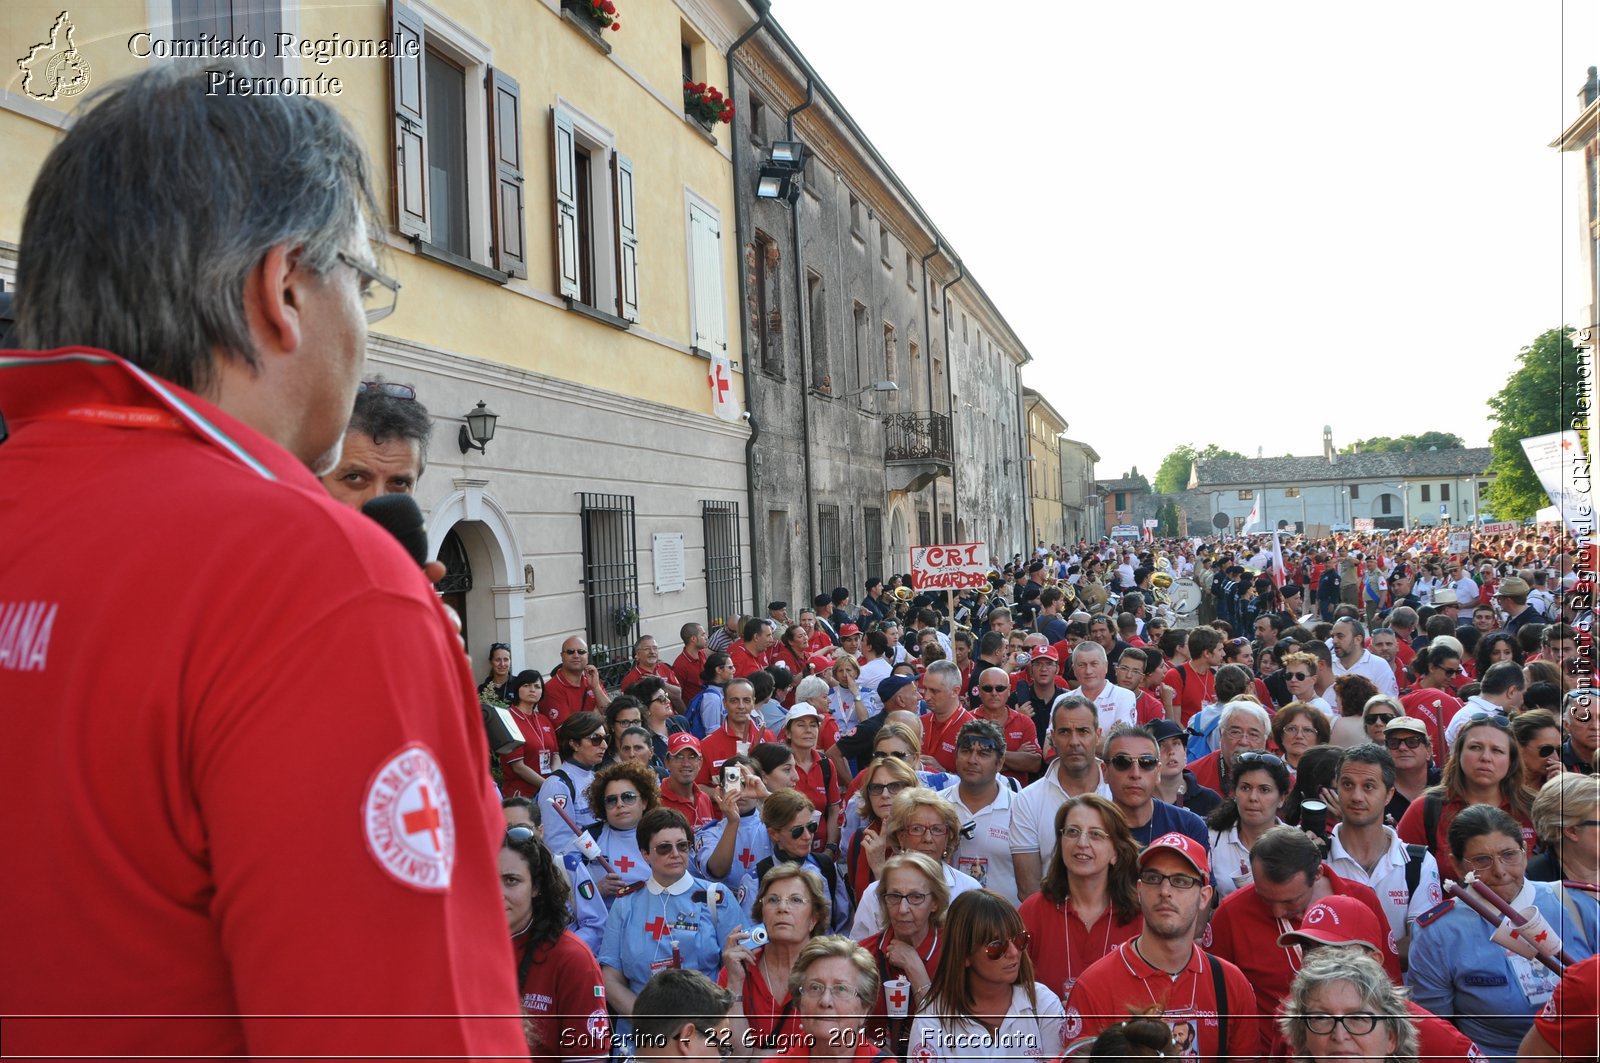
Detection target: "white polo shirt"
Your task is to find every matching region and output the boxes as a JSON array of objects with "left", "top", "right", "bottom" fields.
[
  {"left": 1077, "top": 683, "right": 1138, "bottom": 735},
  {"left": 1330, "top": 648, "right": 1399, "bottom": 697},
  {"left": 1327, "top": 825, "right": 1442, "bottom": 950},
  {"left": 940, "top": 780, "right": 1018, "bottom": 904},
  {"left": 1008, "top": 763, "right": 1112, "bottom": 862}
]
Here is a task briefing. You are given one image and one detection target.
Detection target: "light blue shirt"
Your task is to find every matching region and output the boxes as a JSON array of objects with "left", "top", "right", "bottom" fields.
[
  {"left": 1407, "top": 880, "right": 1598, "bottom": 1063},
  {"left": 537, "top": 759, "right": 599, "bottom": 855},
  {"left": 693, "top": 808, "right": 771, "bottom": 919}
]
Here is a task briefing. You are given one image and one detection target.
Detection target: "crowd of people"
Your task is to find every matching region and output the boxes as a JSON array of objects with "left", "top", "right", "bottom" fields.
[{"left": 494, "top": 529, "right": 1600, "bottom": 1062}]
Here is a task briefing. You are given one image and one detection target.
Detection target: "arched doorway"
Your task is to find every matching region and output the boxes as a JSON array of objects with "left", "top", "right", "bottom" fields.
[
  {"left": 428, "top": 484, "right": 527, "bottom": 675},
  {"left": 435, "top": 527, "right": 473, "bottom": 643}
]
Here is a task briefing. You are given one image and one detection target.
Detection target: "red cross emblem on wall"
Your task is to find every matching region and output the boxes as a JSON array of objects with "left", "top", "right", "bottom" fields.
[
  {"left": 738, "top": 848, "right": 756, "bottom": 869},
  {"left": 614, "top": 855, "right": 635, "bottom": 873},
  {"left": 645, "top": 916, "right": 671, "bottom": 941},
  {"left": 402, "top": 785, "right": 443, "bottom": 852}
]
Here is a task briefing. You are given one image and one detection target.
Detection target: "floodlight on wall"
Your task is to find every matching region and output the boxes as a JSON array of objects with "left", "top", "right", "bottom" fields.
[
  {"left": 458, "top": 400, "right": 500, "bottom": 454},
  {"left": 769, "top": 140, "right": 807, "bottom": 167},
  {"left": 755, "top": 140, "right": 808, "bottom": 203}
]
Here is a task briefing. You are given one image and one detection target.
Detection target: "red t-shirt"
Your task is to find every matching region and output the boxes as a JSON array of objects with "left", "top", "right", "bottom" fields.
[
  {"left": 761, "top": 1037, "right": 886, "bottom": 1063},
  {"left": 1188, "top": 749, "right": 1222, "bottom": 794},
  {"left": 807, "top": 630, "right": 835, "bottom": 655},
  {"left": 673, "top": 650, "right": 709, "bottom": 704},
  {"left": 1018, "top": 892, "right": 1143, "bottom": 1002},
  {"left": 0, "top": 350, "right": 524, "bottom": 1059},
  {"left": 501, "top": 706, "right": 559, "bottom": 798},
  {"left": 730, "top": 641, "right": 767, "bottom": 679},
  {"left": 858, "top": 929, "right": 943, "bottom": 1042},
  {"left": 1135, "top": 689, "right": 1166, "bottom": 726},
  {"left": 921, "top": 708, "right": 976, "bottom": 771},
  {"left": 791, "top": 750, "right": 841, "bottom": 816},
  {"left": 720, "top": 948, "right": 804, "bottom": 1053},
  {"left": 1208, "top": 865, "right": 1399, "bottom": 1017},
  {"left": 697, "top": 720, "right": 776, "bottom": 786},
  {"left": 1395, "top": 795, "right": 1534, "bottom": 881},
  {"left": 976, "top": 708, "right": 1040, "bottom": 785},
  {"left": 1164, "top": 664, "right": 1215, "bottom": 725},
  {"left": 513, "top": 929, "right": 608, "bottom": 1062},
  {"left": 1400, "top": 688, "right": 1461, "bottom": 768},
  {"left": 1534, "top": 953, "right": 1599, "bottom": 1057},
  {"left": 542, "top": 670, "right": 598, "bottom": 725},
  {"left": 660, "top": 782, "right": 717, "bottom": 831},
  {"left": 620, "top": 661, "right": 678, "bottom": 693},
  {"left": 1065, "top": 942, "right": 1262, "bottom": 1061}
]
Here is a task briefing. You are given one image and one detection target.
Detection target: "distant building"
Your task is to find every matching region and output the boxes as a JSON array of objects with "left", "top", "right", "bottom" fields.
[
  {"left": 1097, "top": 471, "right": 1152, "bottom": 536},
  {"left": 1189, "top": 428, "right": 1494, "bottom": 533},
  {"left": 1023, "top": 389, "right": 1068, "bottom": 549},
  {"left": 1061, "top": 439, "right": 1101, "bottom": 544}
]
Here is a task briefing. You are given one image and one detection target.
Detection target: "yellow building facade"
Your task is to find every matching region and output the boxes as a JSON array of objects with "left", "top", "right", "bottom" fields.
[
  {"left": 2, "top": 0, "right": 758, "bottom": 682},
  {"left": 1023, "top": 388, "right": 1067, "bottom": 549}
]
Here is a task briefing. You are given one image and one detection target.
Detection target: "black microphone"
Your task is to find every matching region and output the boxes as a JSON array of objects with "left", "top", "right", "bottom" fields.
[{"left": 361, "top": 494, "right": 429, "bottom": 567}]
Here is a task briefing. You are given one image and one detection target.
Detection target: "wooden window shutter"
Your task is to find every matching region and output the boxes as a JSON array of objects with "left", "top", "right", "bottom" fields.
[
  {"left": 689, "top": 204, "right": 726, "bottom": 354},
  {"left": 613, "top": 153, "right": 639, "bottom": 322},
  {"left": 390, "top": 1, "right": 429, "bottom": 242},
  {"left": 486, "top": 68, "right": 526, "bottom": 278},
  {"left": 551, "top": 109, "right": 581, "bottom": 299}
]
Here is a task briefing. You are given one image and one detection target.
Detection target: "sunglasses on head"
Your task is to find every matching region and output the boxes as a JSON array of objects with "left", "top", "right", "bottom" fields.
[
  {"left": 506, "top": 826, "right": 537, "bottom": 844},
  {"left": 358, "top": 380, "right": 415, "bottom": 400},
  {"left": 1235, "top": 750, "right": 1285, "bottom": 769},
  {"left": 957, "top": 738, "right": 1003, "bottom": 755},
  {"left": 981, "top": 931, "right": 1031, "bottom": 960},
  {"left": 490, "top": 642, "right": 512, "bottom": 653},
  {"left": 1107, "top": 753, "right": 1159, "bottom": 771}
]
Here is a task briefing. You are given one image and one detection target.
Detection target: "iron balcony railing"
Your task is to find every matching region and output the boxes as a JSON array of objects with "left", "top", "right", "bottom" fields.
[{"left": 884, "top": 412, "right": 953, "bottom": 464}]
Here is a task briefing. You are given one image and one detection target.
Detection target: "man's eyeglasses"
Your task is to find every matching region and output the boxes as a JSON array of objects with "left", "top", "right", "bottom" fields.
[
  {"left": 1284, "top": 671, "right": 1312, "bottom": 682},
  {"left": 786, "top": 821, "right": 820, "bottom": 840},
  {"left": 1138, "top": 869, "right": 1204, "bottom": 891},
  {"left": 357, "top": 379, "right": 415, "bottom": 400},
  {"left": 563, "top": 648, "right": 588, "bottom": 656},
  {"left": 336, "top": 251, "right": 401, "bottom": 323},
  {"left": 1107, "top": 753, "right": 1159, "bottom": 772},
  {"left": 651, "top": 840, "right": 692, "bottom": 855},
  {"left": 1385, "top": 734, "right": 1427, "bottom": 750},
  {"left": 982, "top": 931, "right": 1030, "bottom": 960},
  {"left": 604, "top": 791, "right": 640, "bottom": 808},
  {"left": 979, "top": 684, "right": 1011, "bottom": 693}
]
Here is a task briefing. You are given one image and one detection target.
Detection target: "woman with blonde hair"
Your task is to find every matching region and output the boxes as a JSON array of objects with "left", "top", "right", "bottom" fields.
[
  {"left": 908, "top": 890, "right": 1064, "bottom": 1063},
  {"left": 851, "top": 788, "right": 979, "bottom": 937},
  {"left": 1018, "top": 794, "right": 1142, "bottom": 1002},
  {"left": 854, "top": 851, "right": 948, "bottom": 1053},
  {"left": 1282, "top": 950, "right": 1418, "bottom": 1063},
  {"left": 843, "top": 726, "right": 923, "bottom": 896},
  {"left": 1527, "top": 772, "right": 1600, "bottom": 885},
  {"left": 757, "top": 936, "right": 879, "bottom": 1063}
]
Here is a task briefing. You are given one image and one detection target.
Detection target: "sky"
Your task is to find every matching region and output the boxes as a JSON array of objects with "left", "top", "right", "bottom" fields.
[{"left": 773, "top": 1, "right": 1598, "bottom": 481}]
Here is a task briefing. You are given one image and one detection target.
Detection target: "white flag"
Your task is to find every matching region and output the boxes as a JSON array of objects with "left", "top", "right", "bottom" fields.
[
  {"left": 1271, "top": 530, "right": 1286, "bottom": 587},
  {"left": 1240, "top": 496, "right": 1262, "bottom": 533},
  {"left": 709, "top": 350, "right": 741, "bottom": 423}
]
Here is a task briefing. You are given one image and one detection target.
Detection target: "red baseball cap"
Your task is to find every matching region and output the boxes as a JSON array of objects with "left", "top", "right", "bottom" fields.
[
  {"left": 839, "top": 623, "right": 861, "bottom": 637},
  {"left": 809, "top": 653, "right": 838, "bottom": 673},
  {"left": 1276, "top": 896, "right": 1384, "bottom": 954},
  {"left": 1138, "top": 832, "right": 1210, "bottom": 878},
  {"left": 666, "top": 732, "right": 703, "bottom": 757},
  {"left": 1029, "top": 644, "right": 1060, "bottom": 664}
]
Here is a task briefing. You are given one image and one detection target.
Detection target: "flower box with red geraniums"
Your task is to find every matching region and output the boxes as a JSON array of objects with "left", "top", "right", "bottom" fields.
[
  {"left": 580, "top": 0, "right": 620, "bottom": 31},
  {"left": 683, "top": 81, "right": 734, "bottom": 126}
]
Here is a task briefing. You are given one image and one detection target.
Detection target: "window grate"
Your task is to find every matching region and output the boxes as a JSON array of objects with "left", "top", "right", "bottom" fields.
[
  {"left": 579, "top": 493, "right": 639, "bottom": 688},
  {"left": 702, "top": 501, "right": 743, "bottom": 631},
  {"left": 818, "top": 505, "right": 841, "bottom": 597},
  {"left": 434, "top": 528, "right": 472, "bottom": 594}
]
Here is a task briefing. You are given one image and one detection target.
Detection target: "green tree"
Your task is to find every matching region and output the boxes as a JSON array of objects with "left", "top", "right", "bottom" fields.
[
  {"left": 1485, "top": 327, "right": 1573, "bottom": 519},
  {"left": 1340, "top": 431, "right": 1465, "bottom": 454},
  {"left": 1152, "top": 443, "right": 1244, "bottom": 494},
  {"left": 1156, "top": 500, "right": 1181, "bottom": 537}
]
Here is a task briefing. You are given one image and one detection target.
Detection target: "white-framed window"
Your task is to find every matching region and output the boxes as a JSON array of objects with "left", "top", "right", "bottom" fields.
[
  {"left": 685, "top": 191, "right": 726, "bottom": 357},
  {"left": 553, "top": 101, "right": 637, "bottom": 320},
  {"left": 163, "top": 0, "right": 289, "bottom": 75},
  {"left": 390, "top": 2, "right": 525, "bottom": 277}
]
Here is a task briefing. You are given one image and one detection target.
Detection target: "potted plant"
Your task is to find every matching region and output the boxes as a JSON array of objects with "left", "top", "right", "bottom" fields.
[
  {"left": 611, "top": 602, "right": 640, "bottom": 637},
  {"left": 580, "top": 0, "right": 620, "bottom": 31},
  {"left": 683, "top": 81, "right": 735, "bottom": 129}
]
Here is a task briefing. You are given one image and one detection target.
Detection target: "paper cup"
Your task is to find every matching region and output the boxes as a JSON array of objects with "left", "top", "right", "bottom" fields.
[{"left": 883, "top": 977, "right": 911, "bottom": 1019}]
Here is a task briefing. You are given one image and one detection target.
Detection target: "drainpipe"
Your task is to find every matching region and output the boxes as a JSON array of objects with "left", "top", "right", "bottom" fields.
[
  {"left": 940, "top": 246, "right": 965, "bottom": 542},
  {"left": 920, "top": 242, "right": 940, "bottom": 539},
  {"left": 728, "top": 2, "right": 770, "bottom": 612},
  {"left": 787, "top": 79, "right": 817, "bottom": 595}
]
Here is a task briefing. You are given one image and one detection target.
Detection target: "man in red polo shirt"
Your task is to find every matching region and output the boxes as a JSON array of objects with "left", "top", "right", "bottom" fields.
[
  {"left": 1116, "top": 648, "right": 1167, "bottom": 725},
  {"left": 658, "top": 733, "right": 716, "bottom": 830},
  {"left": 543, "top": 636, "right": 611, "bottom": 724},
  {"left": 919, "top": 661, "right": 975, "bottom": 773},
  {"left": 973, "top": 666, "right": 1043, "bottom": 785},
  {"left": 728, "top": 618, "right": 774, "bottom": 679},
  {"left": 1208, "top": 826, "right": 1398, "bottom": 1018},
  {"left": 621, "top": 635, "right": 684, "bottom": 711},
  {"left": 672, "top": 623, "right": 711, "bottom": 705},
  {"left": 1165, "top": 627, "right": 1223, "bottom": 725},
  {"left": 1066, "top": 833, "right": 1261, "bottom": 1060},
  {"left": 697, "top": 677, "right": 774, "bottom": 787}
]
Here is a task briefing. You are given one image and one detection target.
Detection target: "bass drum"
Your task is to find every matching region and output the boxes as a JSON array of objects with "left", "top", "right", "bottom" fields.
[{"left": 1168, "top": 577, "right": 1202, "bottom": 628}]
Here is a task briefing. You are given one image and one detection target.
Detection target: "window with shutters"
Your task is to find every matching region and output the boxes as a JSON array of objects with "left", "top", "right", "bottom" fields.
[
  {"left": 752, "top": 231, "right": 781, "bottom": 376},
  {"left": 1440, "top": 483, "right": 1451, "bottom": 501},
  {"left": 388, "top": 4, "right": 524, "bottom": 280},
  {"left": 917, "top": 510, "right": 932, "bottom": 547},
  {"left": 167, "top": 1, "right": 285, "bottom": 73},
  {"left": 807, "top": 271, "right": 830, "bottom": 394},
  {"left": 863, "top": 508, "right": 883, "bottom": 582},
  {"left": 687, "top": 194, "right": 727, "bottom": 359},
  {"left": 552, "top": 106, "right": 637, "bottom": 321},
  {"left": 1350, "top": 484, "right": 1360, "bottom": 500},
  {"left": 1421, "top": 485, "right": 1430, "bottom": 502}
]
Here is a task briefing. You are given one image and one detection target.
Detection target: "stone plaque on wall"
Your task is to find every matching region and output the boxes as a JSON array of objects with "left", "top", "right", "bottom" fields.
[{"left": 653, "top": 533, "right": 686, "bottom": 594}]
